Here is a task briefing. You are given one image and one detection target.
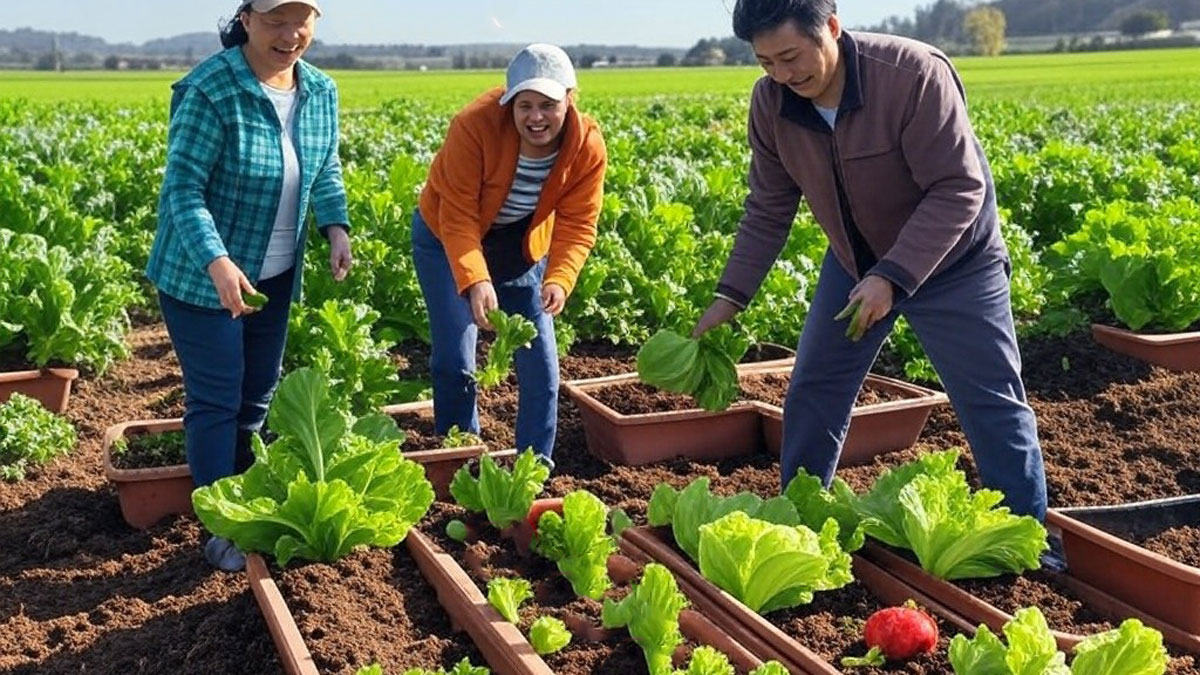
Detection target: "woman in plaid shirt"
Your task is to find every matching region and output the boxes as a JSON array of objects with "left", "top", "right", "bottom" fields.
[{"left": 145, "top": 0, "right": 351, "bottom": 571}]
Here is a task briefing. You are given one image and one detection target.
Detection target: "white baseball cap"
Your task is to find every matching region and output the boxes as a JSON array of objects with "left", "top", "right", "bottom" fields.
[
  {"left": 249, "top": 0, "right": 322, "bottom": 17},
  {"left": 499, "top": 44, "right": 578, "bottom": 106}
]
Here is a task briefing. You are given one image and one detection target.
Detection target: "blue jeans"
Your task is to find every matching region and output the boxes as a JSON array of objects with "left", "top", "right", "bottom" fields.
[
  {"left": 781, "top": 249, "right": 1048, "bottom": 520},
  {"left": 410, "top": 211, "right": 559, "bottom": 460},
  {"left": 159, "top": 266, "right": 294, "bottom": 488}
]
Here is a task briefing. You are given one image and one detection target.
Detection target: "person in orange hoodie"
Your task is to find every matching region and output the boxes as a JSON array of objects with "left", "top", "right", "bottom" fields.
[{"left": 413, "top": 44, "right": 607, "bottom": 470}]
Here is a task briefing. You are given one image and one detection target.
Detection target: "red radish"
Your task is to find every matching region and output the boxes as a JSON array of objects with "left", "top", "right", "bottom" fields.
[{"left": 842, "top": 601, "right": 938, "bottom": 667}]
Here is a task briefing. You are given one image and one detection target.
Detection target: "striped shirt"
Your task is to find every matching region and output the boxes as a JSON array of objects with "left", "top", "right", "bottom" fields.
[{"left": 494, "top": 152, "right": 558, "bottom": 226}]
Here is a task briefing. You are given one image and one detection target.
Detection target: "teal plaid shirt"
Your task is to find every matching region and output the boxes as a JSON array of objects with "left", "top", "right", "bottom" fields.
[{"left": 146, "top": 47, "right": 349, "bottom": 309}]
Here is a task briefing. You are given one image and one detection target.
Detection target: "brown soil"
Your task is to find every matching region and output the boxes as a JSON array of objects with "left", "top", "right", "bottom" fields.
[
  {"left": 273, "top": 547, "right": 484, "bottom": 674},
  {"left": 589, "top": 372, "right": 906, "bottom": 416},
  {"left": 739, "top": 373, "right": 911, "bottom": 408},
  {"left": 392, "top": 410, "right": 488, "bottom": 453},
  {"left": 955, "top": 572, "right": 1115, "bottom": 635},
  {"left": 768, "top": 583, "right": 954, "bottom": 674},
  {"left": 1136, "top": 526, "right": 1200, "bottom": 568}
]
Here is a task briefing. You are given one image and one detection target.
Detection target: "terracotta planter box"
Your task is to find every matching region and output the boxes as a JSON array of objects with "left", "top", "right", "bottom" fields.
[
  {"left": 383, "top": 401, "right": 517, "bottom": 500},
  {"left": 0, "top": 367, "right": 79, "bottom": 413},
  {"left": 1049, "top": 498, "right": 1200, "bottom": 637},
  {"left": 623, "top": 526, "right": 978, "bottom": 675},
  {"left": 561, "top": 371, "right": 765, "bottom": 466},
  {"left": 860, "top": 541, "right": 1200, "bottom": 653},
  {"left": 758, "top": 372, "right": 949, "bottom": 464},
  {"left": 102, "top": 418, "right": 194, "bottom": 530},
  {"left": 1091, "top": 323, "right": 1200, "bottom": 372},
  {"left": 245, "top": 554, "right": 320, "bottom": 675},
  {"left": 413, "top": 506, "right": 787, "bottom": 674}
]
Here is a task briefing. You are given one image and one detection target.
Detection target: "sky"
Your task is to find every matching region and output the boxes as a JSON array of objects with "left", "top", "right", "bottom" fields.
[{"left": 0, "top": 1, "right": 925, "bottom": 48}]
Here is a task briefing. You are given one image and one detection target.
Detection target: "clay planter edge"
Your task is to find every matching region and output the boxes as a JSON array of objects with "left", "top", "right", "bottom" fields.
[
  {"left": 861, "top": 541, "right": 1200, "bottom": 653},
  {"left": 0, "top": 367, "right": 79, "bottom": 413},
  {"left": 406, "top": 529, "right": 553, "bottom": 675},
  {"left": 382, "top": 400, "right": 517, "bottom": 500},
  {"left": 1091, "top": 323, "right": 1200, "bottom": 372},
  {"left": 102, "top": 418, "right": 195, "bottom": 530},
  {"left": 561, "top": 367, "right": 767, "bottom": 466},
  {"left": 245, "top": 553, "right": 320, "bottom": 675},
  {"left": 1047, "top": 505, "right": 1200, "bottom": 638},
  {"left": 758, "top": 371, "right": 949, "bottom": 464},
  {"left": 623, "top": 526, "right": 979, "bottom": 675}
]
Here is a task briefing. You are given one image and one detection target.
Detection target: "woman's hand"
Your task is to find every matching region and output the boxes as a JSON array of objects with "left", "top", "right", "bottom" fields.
[
  {"left": 207, "top": 256, "right": 256, "bottom": 318},
  {"left": 327, "top": 225, "right": 352, "bottom": 282},
  {"left": 541, "top": 283, "right": 566, "bottom": 316},
  {"left": 468, "top": 281, "right": 498, "bottom": 330}
]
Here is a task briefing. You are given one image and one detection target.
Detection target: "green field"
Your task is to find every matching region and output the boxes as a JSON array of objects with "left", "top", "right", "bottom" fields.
[{"left": 1, "top": 47, "right": 1198, "bottom": 108}]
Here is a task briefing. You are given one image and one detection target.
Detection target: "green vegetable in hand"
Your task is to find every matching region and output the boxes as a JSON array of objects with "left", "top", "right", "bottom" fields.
[
  {"left": 476, "top": 309, "right": 538, "bottom": 389},
  {"left": 637, "top": 329, "right": 740, "bottom": 412},
  {"left": 835, "top": 299, "right": 864, "bottom": 342},
  {"left": 242, "top": 288, "right": 269, "bottom": 308}
]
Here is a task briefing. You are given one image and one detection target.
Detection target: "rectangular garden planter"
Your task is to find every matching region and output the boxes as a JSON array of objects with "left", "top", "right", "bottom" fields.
[
  {"left": 383, "top": 400, "right": 517, "bottom": 500},
  {"left": 0, "top": 367, "right": 79, "bottom": 413},
  {"left": 102, "top": 418, "right": 195, "bottom": 530},
  {"left": 1091, "top": 323, "right": 1200, "bottom": 372},
  {"left": 1049, "top": 497, "right": 1200, "bottom": 637},
  {"left": 416, "top": 500, "right": 795, "bottom": 675},
  {"left": 562, "top": 371, "right": 765, "bottom": 466},
  {"left": 757, "top": 372, "right": 949, "bottom": 464},
  {"left": 623, "top": 525, "right": 979, "bottom": 674},
  {"left": 860, "top": 541, "right": 1200, "bottom": 653},
  {"left": 246, "top": 553, "right": 320, "bottom": 675}
]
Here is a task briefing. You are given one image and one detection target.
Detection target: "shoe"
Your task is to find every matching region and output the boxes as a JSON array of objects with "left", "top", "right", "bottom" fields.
[
  {"left": 204, "top": 536, "right": 247, "bottom": 572},
  {"left": 1040, "top": 533, "right": 1068, "bottom": 573},
  {"left": 536, "top": 454, "right": 556, "bottom": 473}
]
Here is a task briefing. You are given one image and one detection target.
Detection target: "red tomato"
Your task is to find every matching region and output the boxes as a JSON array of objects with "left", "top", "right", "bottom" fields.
[{"left": 863, "top": 603, "right": 939, "bottom": 660}]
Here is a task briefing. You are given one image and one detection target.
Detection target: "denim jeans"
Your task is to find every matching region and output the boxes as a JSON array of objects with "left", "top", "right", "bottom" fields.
[
  {"left": 781, "top": 249, "right": 1048, "bottom": 520},
  {"left": 159, "top": 266, "right": 294, "bottom": 488},
  {"left": 410, "top": 210, "right": 559, "bottom": 460}
]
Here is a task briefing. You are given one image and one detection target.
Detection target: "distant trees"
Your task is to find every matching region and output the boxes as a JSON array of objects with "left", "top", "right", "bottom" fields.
[
  {"left": 656, "top": 52, "right": 677, "bottom": 67},
  {"left": 1120, "top": 9, "right": 1170, "bottom": 36},
  {"left": 682, "top": 37, "right": 754, "bottom": 66},
  {"left": 964, "top": 6, "right": 1007, "bottom": 55}
]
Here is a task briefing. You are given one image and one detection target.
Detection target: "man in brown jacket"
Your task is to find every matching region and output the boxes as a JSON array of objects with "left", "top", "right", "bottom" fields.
[{"left": 694, "top": 0, "right": 1054, "bottom": 546}]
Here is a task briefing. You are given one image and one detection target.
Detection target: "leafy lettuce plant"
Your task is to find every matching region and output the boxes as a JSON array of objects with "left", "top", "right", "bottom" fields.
[
  {"left": 0, "top": 393, "right": 76, "bottom": 481},
  {"left": 636, "top": 328, "right": 742, "bottom": 412},
  {"left": 647, "top": 477, "right": 801, "bottom": 562},
  {"left": 286, "top": 299, "right": 426, "bottom": 414},
  {"left": 844, "top": 449, "right": 1047, "bottom": 579},
  {"left": 400, "top": 659, "right": 490, "bottom": 675},
  {"left": 948, "top": 606, "right": 1167, "bottom": 675},
  {"left": 486, "top": 576, "right": 532, "bottom": 624},
  {"left": 192, "top": 368, "right": 434, "bottom": 565},
  {"left": 449, "top": 449, "right": 549, "bottom": 530},
  {"left": 698, "top": 511, "right": 854, "bottom": 613},
  {"left": 476, "top": 309, "right": 538, "bottom": 389},
  {"left": 602, "top": 563, "right": 688, "bottom": 675},
  {"left": 532, "top": 489, "right": 617, "bottom": 600},
  {"left": 1049, "top": 198, "right": 1200, "bottom": 331},
  {"left": 674, "top": 646, "right": 733, "bottom": 675},
  {"left": 528, "top": 616, "right": 571, "bottom": 655}
]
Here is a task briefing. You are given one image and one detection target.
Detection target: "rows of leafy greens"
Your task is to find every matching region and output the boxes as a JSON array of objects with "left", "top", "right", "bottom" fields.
[{"left": 0, "top": 393, "right": 77, "bottom": 481}]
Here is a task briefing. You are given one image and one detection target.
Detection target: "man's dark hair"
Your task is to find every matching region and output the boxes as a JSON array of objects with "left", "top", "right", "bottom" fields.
[
  {"left": 219, "top": 3, "right": 253, "bottom": 49},
  {"left": 732, "top": 0, "right": 838, "bottom": 42}
]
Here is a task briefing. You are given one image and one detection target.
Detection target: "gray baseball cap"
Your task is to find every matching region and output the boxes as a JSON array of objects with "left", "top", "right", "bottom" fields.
[
  {"left": 249, "top": 0, "right": 322, "bottom": 16},
  {"left": 499, "top": 44, "right": 577, "bottom": 106}
]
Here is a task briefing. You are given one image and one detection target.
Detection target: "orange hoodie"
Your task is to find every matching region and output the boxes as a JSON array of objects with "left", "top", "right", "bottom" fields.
[{"left": 418, "top": 87, "right": 608, "bottom": 295}]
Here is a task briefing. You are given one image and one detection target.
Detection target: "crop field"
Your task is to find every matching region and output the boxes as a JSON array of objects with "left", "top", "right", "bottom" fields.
[{"left": 1, "top": 45, "right": 1199, "bottom": 675}]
